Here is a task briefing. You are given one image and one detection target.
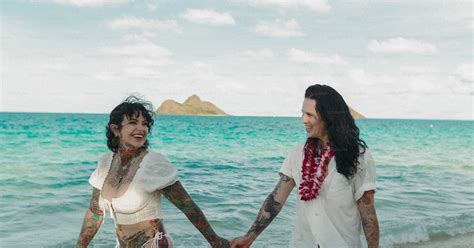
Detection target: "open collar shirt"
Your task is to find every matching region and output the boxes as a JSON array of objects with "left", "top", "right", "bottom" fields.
[{"left": 279, "top": 144, "right": 376, "bottom": 248}]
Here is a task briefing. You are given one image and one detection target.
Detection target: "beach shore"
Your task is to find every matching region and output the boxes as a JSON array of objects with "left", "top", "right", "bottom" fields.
[{"left": 390, "top": 232, "right": 473, "bottom": 248}]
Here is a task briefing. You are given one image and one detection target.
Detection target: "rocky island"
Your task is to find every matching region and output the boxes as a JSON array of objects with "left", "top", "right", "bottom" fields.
[
  {"left": 349, "top": 107, "right": 365, "bottom": 119},
  {"left": 156, "top": 95, "right": 227, "bottom": 116},
  {"left": 156, "top": 94, "right": 364, "bottom": 118}
]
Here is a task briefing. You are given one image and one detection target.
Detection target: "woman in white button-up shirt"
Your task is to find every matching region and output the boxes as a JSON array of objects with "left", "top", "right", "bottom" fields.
[{"left": 232, "top": 84, "right": 379, "bottom": 248}]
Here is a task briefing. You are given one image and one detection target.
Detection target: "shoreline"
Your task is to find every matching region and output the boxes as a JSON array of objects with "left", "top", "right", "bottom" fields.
[{"left": 389, "top": 232, "right": 474, "bottom": 248}]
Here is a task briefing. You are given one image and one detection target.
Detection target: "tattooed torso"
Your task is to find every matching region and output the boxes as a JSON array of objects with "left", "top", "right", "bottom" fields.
[{"left": 116, "top": 219, "right": 170, "bottom": 248}]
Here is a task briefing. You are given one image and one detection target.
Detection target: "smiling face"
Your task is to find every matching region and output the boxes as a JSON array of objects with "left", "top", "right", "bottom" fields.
[
  {"left": 301, "top": 98, "right": 327, "bottom": 140},
  {"left": 111, "top": 112, "right": 149, "bottom": 149}
]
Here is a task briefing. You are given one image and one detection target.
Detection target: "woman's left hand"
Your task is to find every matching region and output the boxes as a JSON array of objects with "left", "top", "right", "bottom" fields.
[{"left": 211, "top": 236, "right": 231, "bottom": 248}]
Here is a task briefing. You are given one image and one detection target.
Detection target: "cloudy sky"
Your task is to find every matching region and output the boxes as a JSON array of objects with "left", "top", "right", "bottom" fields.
[{"left": 1, "top": 0, "right": 473, "bottom": 119}]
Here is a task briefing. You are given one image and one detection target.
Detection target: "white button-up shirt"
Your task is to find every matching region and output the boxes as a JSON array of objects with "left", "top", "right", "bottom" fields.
[{"left": 279, "top": 144, "right": 376, "bottom": 248}]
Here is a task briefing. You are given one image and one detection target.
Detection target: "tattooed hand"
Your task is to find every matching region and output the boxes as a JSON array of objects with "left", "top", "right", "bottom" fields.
[
  {"left": 357, "top": 190, "right": 379, "bottom": 248},
  {"left": 230, "top": 235, "right": 254, "bottom": 248},
  {"left": 211, "top": 236, "right": 231, "bottom": 248}
]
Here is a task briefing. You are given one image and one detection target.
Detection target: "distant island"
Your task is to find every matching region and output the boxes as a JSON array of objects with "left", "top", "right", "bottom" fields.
[
  {"left": 349, "top": 107, "right": 365, "bottom": 119},
  {"left": 156, "top": 94, "right": 365, "bottom": 118},
  {"left": 156, "top": 95, "right": 228, "bottom": 116}
]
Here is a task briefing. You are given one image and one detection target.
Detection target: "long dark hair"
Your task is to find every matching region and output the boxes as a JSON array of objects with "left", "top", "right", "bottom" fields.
[
  {"left": 106, "top": 96, "right": 155, "bottom": 152},
  {"left": 305, "top": 84, "right": 367, "bottom": 180}
]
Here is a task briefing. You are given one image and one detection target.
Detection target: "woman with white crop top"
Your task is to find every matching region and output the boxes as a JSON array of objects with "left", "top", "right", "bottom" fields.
[{"left": 76, "top": 96, "right": 230, "bottom": 248}]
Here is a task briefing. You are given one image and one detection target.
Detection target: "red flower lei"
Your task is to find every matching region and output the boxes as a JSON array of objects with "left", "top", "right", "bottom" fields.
[{"left": 299, "top": 139, "right": 334, "bottom": 201}]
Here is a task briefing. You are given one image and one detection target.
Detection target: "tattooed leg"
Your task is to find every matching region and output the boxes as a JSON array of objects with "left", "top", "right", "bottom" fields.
[{"left": 357, "top": 190, "right": 380, "bottom": 248}]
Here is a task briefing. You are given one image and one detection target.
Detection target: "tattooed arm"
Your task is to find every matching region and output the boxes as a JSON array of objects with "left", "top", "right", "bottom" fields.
[
  {"left": 231, "top": 174, "right": 295, "bottom": 248},
  {"left": 357, "top": 190, "right": 380, "bottom": 248},
  {"left": 160, "top": 181, "right": 230, "bottom": 248},
  {"left": 76, "top": 188, "right": 104, "bottom": 248}
]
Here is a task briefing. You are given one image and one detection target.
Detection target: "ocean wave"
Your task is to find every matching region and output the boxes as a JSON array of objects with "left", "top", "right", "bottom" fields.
[{"left": 381, "top": 213, "right": 474, "bottom": 246}]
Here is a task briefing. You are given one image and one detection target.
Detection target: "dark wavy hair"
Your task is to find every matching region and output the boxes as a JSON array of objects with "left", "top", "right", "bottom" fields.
[
  {"left": 106, "top": 96, "right": 155, "bottom": 152},
  {"left": 305, "top": 84, "right": 367, "bottom": 180}
]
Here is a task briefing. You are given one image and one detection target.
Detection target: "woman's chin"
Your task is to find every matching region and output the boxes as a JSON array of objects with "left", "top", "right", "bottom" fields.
[{"left": 124, "top": 142, "right": 145, "bottom": 150}]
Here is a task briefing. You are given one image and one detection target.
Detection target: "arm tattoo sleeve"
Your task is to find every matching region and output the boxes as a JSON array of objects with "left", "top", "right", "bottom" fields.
[
  {"left": 357, "top": 191, "right": 380, "bottom": 248},
  {"left": 246, "top": 174, "right": 292, "bottom": 238},
  {"left": 76, "top": 188, "right": 104, "bottom": 248},
  {"left": 160, "top": 181, "right": 229, "bottom": 248}
]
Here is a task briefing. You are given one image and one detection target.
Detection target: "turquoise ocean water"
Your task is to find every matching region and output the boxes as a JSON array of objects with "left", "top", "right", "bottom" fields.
[{"left": 0, "top": 113, "right": 473, "bottom": 247}]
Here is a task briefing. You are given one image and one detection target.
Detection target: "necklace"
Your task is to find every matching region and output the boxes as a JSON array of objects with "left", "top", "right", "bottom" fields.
[
  {"left": 110, "top": 155, "right": 133, "bottom": 188},
  {"left": 109, "top": 147, "right": 145, "bottom": 188},
  {"left": 299, "top": 139, "right": 334, "bottom": 201},
  {"left": 116, "top": 164, "right": 130, "bottom": 184}
]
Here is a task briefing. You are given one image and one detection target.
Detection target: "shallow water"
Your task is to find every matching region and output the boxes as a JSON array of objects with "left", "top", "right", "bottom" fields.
[{"left": 0, "top": 113, "right": 472, "bottom": 247}]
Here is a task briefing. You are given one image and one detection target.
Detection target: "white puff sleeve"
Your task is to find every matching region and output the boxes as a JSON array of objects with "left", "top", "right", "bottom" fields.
[
  {"left": 88, "top": 152, "right": 113, "bottom": 190},
  {"left": 352, "top": 148, "right": 376, "bottom": 201},
  {"left": 140, "top": 151, "right": 179, "bottom": 193}
]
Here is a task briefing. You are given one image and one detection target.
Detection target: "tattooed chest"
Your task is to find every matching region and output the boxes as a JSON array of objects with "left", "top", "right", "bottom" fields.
[
  {"left": 106, "top": 167, "right": 135, "bottom": 188},
  {"left": 105, "top": 151, "right": 147, "bottom": 190},
  {"left": 101, "top": 168, "right": 139, "bottom": 201}
]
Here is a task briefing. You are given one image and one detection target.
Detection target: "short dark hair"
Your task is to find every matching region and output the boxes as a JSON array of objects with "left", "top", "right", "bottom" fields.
[
  {"left": 106, "top": 96, "right": 155, "bottom": 152},
  {"left": 305, "top": 84, "right": 367, "bottom": 180}
]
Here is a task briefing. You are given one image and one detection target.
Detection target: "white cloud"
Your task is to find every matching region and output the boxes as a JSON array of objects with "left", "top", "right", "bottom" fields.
[
  {"left": 180, "top": 9, "right": 235, "bottom": 26},
  {"left": 95, "top": 39, "right": 177, "bottom": 81},
  {"left": 101, "top": 41, "right": 172, "bottom": 58},
  {"left": 449, "top": 63, "right": 474, "bottom": 95},
  {"left": 126, "top": 58, "right": 172, "bottom": 67},
  {"left": 122, "top": 32, "right": 159, "bottom": 41},
  {"left": 192, "top": 61, "right": 213, "bottom": 69},
  {"left": 236, "top": 0, "right": 331, "bottom": 12},
  {"left": 108, "top": 16, "right": 180, "bottom": 33},
  {"left": 100, "top": 39, "right": 174, "bottom": 68},
  {"left": 53, "top": 0, "right": 128, "bottom": 7},
  {"left": 345, "top": 63, "right": 473, "bottom": 98},
  {"left": 399, "top": 65, "right": 437, "bottom": 75},
  {"left": 93, "top": 71, "right": 122, "bottom": 81},
  {"left": 287, "top": 48, "right": 347, "bottom": 65},
  {"left": 39, "top": 59, "right": 70, "bottom": 71},
  {"left": 455, "top": 63, "right": 473, "bottom": 84},
  {"left": 242, "top": 49, "right": 275, "bottom": 59},
  {"left": 254, "top": 19, "right": 304, "bottom": 37},
  {"left": 146, "top": 3, "right": 158, "bottom": 11},
  {"left": 368, "top": 37, "right": 438, "bottom": 55}
]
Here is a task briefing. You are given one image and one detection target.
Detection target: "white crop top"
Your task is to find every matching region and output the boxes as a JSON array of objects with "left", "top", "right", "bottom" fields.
[{"left": 88, "top": 151, "right": 178, "bottom": 225}]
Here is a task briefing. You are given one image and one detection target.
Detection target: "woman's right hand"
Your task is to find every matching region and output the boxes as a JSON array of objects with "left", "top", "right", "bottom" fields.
[{"left": 230, "top": 235, "right": 254, "bottom": 248}]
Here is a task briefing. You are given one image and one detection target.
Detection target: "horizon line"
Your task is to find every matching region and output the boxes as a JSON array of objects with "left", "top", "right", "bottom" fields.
[{"left": 0, "top": 111, "right": 472, "bottom": 122}]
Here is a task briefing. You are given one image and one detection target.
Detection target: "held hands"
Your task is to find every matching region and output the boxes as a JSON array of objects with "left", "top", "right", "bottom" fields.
[
  {"left": 211, "top": 236, "right": 231, "bottom": 248},
  {"left": 230, "top": 235, "right": 254, "bottom": 248}
]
